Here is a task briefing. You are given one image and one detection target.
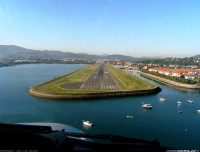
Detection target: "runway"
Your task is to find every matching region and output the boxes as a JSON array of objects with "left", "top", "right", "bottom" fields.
[{"left": 79, "top": 64, "right": 121, "bottom": 90}]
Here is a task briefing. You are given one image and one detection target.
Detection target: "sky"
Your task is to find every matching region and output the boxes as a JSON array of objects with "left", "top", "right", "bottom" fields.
[{"left": 0, "top": 0, "right": 200, "bottom": 58}]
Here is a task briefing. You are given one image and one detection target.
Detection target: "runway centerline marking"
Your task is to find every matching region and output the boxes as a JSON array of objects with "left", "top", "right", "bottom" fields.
[{"left": 79, "top": 64, "right": 122, "bottom": 90}]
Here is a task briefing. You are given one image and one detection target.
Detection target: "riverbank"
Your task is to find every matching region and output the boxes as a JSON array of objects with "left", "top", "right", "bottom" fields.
[
  {"left": 28, "top": 64, "right": 161, "bottom": 100},
  {"left": 139, "top": 71, "right": 200, "bottom": 89}
]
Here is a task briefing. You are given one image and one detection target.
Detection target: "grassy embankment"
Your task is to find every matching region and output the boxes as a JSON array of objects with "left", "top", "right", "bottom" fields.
[
  {"left": 30, "top": 64, "right": 158, "bottom": 96},
  {"left": 106, "top": 64, "right": 157, "bottom": 90},
  {"left": 32, "top": 64, "right": 103, "bottom": 94}
]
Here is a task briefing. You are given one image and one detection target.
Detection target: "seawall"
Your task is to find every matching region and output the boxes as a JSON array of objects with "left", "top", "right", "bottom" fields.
[
  {"left": 139, "top": 71, "right": 200, "bottom": 89},
  {"left": 28, "top": 86, "right": 161, "bottom": 100}
]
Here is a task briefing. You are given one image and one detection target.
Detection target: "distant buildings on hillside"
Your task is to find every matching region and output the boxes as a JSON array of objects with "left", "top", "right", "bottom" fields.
[
  {"left": 149, "top": 67, "right": 200, "bottom": 80},
  {"left": 110, "top": 60, "right": 200, "bottom": 80},
  {"left": 1, "top": 57, "right": 200, "bottom": 81}
]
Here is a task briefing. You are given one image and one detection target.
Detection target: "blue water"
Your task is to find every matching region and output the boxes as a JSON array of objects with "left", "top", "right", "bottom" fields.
[{"left": 0, "top": 64, "right": 200, "bottom": 149}]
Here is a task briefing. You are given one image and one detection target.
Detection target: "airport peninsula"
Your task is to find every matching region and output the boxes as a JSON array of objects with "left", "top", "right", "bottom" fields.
[{"left": 28, "top": 64, "right": 161, "bottom": 99}]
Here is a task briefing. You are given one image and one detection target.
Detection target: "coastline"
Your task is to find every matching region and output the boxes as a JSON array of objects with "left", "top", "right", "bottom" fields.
[
  {"left": 139, "top": 71, "right": 200, "bottom": 89},
  {"left": 28, "top": 86, "right": 161, "bottom": 100}
]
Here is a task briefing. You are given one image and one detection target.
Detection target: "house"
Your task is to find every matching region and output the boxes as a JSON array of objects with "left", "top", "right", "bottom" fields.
[
  {"left": 184, "top": 73, "right": 196, "bottom": 80},
  {"left": 148, "top": 67, "right": 200, "bottom": 78}
]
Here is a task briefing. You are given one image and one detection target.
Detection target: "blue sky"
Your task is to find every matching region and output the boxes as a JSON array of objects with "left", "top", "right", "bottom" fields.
[{"left": 0, "top": 0, "right": 200, "bottom": 58}]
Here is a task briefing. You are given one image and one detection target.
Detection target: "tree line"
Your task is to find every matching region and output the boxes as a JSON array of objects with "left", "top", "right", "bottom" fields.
[{"left": 137, "top": 57, "right": 198, "bottom": 66}]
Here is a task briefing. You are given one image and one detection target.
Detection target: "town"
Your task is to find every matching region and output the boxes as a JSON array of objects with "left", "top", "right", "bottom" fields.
[
  {"left": 0, "top": 57, "right": 95, "bottom": 67},
  {"left": 1, "top": 56, "right": 200, "bottom": 83},
  {"left": 148, "top": 67, "right": 200, "bottom": 80},
  {"left": 110, "top": 58, "right": 200, "bottom": 84}
]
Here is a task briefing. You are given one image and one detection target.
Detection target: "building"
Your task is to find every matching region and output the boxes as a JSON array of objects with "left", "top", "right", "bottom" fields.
[{"left": 148, "top": 67, "right": 200, "bottom": 80}]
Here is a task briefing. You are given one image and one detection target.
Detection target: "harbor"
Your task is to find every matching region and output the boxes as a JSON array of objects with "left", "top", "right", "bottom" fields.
[{"left": 1, "top": 64, "right": 200, "bottom": 149}]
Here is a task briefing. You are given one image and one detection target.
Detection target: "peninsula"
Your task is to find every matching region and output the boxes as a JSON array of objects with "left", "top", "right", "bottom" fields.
[{"left": 28, "top": 64, "right": 161, "bottom": 99}]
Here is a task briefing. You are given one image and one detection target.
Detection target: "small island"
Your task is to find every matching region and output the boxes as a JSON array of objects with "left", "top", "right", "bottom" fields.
[{"left": 28, "top": 64, "right": 161, "bottom": 99}]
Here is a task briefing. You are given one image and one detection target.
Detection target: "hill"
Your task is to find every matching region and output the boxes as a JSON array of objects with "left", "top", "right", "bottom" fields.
[
  {"left": 0, "top": 45, "right": 137, "bottom": 61},
  {"left": 193, "top": 54, "right": 200, "bottom": 58},
  {"left": 136, "top": 57, "right": 199, "bottom": 66}
]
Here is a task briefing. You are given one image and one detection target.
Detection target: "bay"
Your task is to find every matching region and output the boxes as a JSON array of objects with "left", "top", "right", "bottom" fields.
[{"left": 0, "top": 64, "right": 200, "bottom": 149}]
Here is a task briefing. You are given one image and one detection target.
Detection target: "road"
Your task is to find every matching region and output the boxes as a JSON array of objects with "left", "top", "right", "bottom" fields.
[{"left": 79, "top": 64, "right": 121, "bottom": 90}]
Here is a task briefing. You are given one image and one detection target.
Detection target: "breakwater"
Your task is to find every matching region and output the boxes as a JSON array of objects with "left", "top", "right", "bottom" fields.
[
  {"left": 139, "top": 71, "right": 200, "bottom": 89},
  {"left": 28, "top": 86, "right": 161, "bottom": 100}
]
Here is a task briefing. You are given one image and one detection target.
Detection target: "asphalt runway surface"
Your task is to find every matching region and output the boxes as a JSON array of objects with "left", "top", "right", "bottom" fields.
[{"left": 79, "top": 64, "right": 121, "bottom": 90}]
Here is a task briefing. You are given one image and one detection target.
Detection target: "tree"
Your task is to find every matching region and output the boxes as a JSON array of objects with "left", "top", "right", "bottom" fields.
[{"left": 180, "top": 75, "right": 185, "bottom": 79}]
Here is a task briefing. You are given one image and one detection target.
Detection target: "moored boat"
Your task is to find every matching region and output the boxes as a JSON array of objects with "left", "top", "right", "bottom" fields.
[
  {"left": 82, "top": 120, "right": 93, "bottom": 127},
  {"left": 159, "top": 97, "right": 165, "bottom": 101},
  {"left": 177, "top": 101, "right": 182, "bottom": 104},
  {"left": 141, "top": 103, "right": 152, "bottom": 109},
  {"left": 187, "top": 100, "right": 193, "bottom": 103},
  {"left": 126, "top": 116, "right": 134, "bottom": 119}
]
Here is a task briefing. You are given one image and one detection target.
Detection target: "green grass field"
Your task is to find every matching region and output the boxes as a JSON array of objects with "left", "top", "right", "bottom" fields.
[
  {"left": 32, "top": 64, "right": 105, "bottom": 94},
  {"left": 31, "top": 64, "right": 157, "bottom": 95},
  {"left": 106, "top": 64, "right": 157, "bottom": 90}
]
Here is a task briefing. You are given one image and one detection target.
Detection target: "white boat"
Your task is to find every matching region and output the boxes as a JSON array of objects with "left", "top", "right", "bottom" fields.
[
  {"left": 187, "top": 100, "right": 193, "bottom": 103},
  {"left": 197, "top": 110, "right": 200, "bottom": 113},
  {"left": 126, "top": 116, "right": 134, "bottom": 119},
  {"left": 177, "top": 101, "right": 182, "bottom": 104},
  {"left": 141, "top": 103, "right": 152, "bottom": 109},
  {"left": 82, "top": 120, "right": 93, "bottom": 127},
  {"left": 159, "top": 97, "right": 165, "bottom": 101}
]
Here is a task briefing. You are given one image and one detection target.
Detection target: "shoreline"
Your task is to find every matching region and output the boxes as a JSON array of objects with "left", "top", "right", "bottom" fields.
[
  {"left": 27, "top": 65, "right": 161, "bottom": 100},
  {"left": 28, "top": 86, "right": 161, "bottom": 100},
  {"left": 139, "top": 71, "right": 200, "bottom": 89}
]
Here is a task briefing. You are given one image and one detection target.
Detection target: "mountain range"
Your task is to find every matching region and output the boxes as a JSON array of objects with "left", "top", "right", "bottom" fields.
[{"left": 0, "top": 45, "right": 139, "bottom": 61}]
